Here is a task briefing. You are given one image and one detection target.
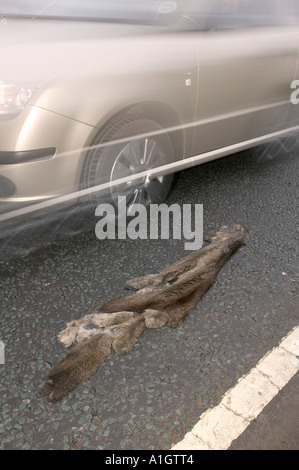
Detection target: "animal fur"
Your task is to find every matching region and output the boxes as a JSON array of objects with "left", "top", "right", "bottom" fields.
[{"left": 42, "top": 224, "right": 247, "bottom": 402}]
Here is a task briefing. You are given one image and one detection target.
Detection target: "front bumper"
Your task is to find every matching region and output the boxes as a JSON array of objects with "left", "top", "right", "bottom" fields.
[
  {"left": 0, "top": 147, "right": 56, "bottom": 199},
  {"left": 0, "top": 147, "right": 56, "bottom": 165},
  {"left": 0, "top": 105, "right": 96, "bottom": 207}
]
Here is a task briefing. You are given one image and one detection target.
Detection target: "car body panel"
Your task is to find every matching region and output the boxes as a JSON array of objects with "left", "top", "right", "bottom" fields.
[
  {"left": 0, "top": 106, "right": 96, "bottom": 201},
  {"left": 192, "top": 27, "right": 299, "bottom": 154}
]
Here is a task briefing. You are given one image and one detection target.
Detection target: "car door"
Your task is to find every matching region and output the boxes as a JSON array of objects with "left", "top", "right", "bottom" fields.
[{"left": 190, "top": 0, "right": 299, "bottom": 156}]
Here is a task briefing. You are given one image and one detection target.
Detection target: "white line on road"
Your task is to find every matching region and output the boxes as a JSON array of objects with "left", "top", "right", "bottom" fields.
[{"left": 171, "top": 326, "right": 299, "bottom": 450}]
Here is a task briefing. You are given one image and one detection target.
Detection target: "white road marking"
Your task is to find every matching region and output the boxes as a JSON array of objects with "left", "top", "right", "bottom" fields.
[{"left": 171, "top": 326, "right": 299, "bottom": 450}]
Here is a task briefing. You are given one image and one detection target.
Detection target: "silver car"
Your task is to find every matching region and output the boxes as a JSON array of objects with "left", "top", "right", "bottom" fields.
[{"left": 1, "top": 0, "right": 299, "bottom": 221}]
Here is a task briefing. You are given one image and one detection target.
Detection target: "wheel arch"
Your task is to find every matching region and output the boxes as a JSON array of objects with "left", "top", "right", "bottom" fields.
[
  {"left": 76, "top": 101, "right": 185, "bottom": 198},
  {"left": 79, "top": 106, "right": 182, "bottom": 207},
  {"left": 84, "top": 101, "right": 184, "bottom": 161}
]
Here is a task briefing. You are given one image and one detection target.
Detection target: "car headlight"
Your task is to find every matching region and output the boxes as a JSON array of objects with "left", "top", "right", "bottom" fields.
[{"left": 0, "top": 83, "right": 36, "bottom": 115}]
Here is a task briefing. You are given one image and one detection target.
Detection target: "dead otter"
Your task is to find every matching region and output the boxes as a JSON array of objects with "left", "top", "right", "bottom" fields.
[{"left": 42, "top": 224, "right": 247, "bottom": 402}]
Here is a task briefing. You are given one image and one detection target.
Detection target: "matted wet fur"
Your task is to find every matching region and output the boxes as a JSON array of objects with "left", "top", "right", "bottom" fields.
[{"left": 42, "top": 224, "right": 247, "bottom": 402}]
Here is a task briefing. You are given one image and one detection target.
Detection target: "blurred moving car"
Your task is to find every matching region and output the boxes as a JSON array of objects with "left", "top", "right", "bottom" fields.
[{"left": 0, "top": 0, "right": 299, "bottom": 220}]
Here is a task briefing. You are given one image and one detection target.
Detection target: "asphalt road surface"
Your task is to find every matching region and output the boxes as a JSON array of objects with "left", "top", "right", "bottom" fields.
[{"left": 0, "top": 134, "right": 298, "bottom": 450}]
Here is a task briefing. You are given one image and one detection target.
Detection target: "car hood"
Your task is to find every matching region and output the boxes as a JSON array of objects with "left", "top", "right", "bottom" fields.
[{"left": 0, "top": 17, "right": 161, "bottom": 88}]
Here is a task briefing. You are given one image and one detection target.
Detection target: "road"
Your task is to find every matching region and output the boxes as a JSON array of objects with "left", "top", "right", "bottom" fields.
[{"left": 0, "top": 134, "right": 298, "bottom": 450}]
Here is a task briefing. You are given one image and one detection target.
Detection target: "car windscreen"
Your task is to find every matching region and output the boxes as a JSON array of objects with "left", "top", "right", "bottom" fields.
[
  {"left": 0, "top": 0, "right": 181, "bottom": 23},
  {"left": 1, "top": 0, "right": 299, "bottom": 28}
]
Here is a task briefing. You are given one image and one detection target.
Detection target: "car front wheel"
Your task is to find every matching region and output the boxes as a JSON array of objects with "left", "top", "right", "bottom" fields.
[{"left": 81, "top": 115, "right": 176, "bottom": 214}]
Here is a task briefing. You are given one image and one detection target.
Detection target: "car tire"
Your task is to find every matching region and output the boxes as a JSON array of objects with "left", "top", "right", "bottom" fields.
[{"left": 80, "top": 115, "right": 176, "bottom": 214}]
